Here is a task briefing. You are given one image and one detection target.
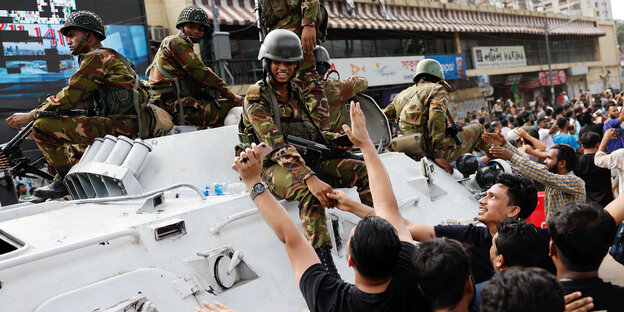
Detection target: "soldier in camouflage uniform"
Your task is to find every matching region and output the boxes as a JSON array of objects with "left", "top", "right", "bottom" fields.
[
  {"left": 261, "top": 0, "right": 319, "bottom": 53},
  {"left": 383, "top": 59, "right": 492, "bottom": 173},
  {"left": 313, "top": 46, "right": 368, "bottom": 133},
  {"left": 240, "top": 30, "right": 371, "bottom": 278},
  {"left": 5, "top": 11, "right": 145, "bottom": 199},
  {"left": 147, "top": 6, "right": 243, "bottom": 129}
]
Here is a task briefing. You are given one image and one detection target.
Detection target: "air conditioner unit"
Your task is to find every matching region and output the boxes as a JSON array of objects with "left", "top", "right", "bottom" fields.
[{"left": 148, "top": 26, "right": 171, "bottom": 42}]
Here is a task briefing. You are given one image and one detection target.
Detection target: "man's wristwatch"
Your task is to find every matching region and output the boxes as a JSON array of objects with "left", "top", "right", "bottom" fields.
[{"left": 250, "top": 182, "right": 268, "bottom": 200}]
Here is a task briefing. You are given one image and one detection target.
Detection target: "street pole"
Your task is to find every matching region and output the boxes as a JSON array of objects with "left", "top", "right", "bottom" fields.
[
  {"left": 544, "top": 19, "right": 555, "bottom": 106},
  {"left": 209, "top": 0, "right": 225, "bottom": 79}
]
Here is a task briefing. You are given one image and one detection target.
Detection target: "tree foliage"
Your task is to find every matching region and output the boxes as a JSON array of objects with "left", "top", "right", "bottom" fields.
[{"left": 617, "top": 23, "right": 624, "bottom": 47}]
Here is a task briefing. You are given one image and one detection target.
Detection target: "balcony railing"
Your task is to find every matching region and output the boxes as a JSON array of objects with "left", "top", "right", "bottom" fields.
[{"left": 204, "top": 59, "right": 264, "bottom": 85}]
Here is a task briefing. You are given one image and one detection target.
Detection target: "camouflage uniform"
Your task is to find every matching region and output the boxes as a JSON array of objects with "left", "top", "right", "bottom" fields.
[
  {"left": 148, "top": 35, "right": 238, "bottom": 129},
  {"left": 263, "top": 0, "right": 318, "bottom": 37},
  {"left": 242, "top": 78, "right": 372, "bottom": 249},
  {"left": 385, "top": 80, "right": 492, "bottom": 163},
  {"left": 322, "top": 76, "right": 368, "bottom": 133},
  {"left": 29, "top": 43, "right": 143, "bottom": 169}
]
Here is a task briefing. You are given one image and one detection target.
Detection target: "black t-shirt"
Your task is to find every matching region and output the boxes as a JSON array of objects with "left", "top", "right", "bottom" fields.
[
  {"left": 579, "top": 123, "right": 604, "bottom": 140},
  {"left": 561, "top": 277, "right": 624, "bottom": 311},
  {"left": 299, "top": 241, "right": 430, "bottom": 312},
  {"left": 434, "top": 225, "right": 555, "bottom": 283},
  {"left": 575, "top": 153, "right": 614, "bottom": 207}
]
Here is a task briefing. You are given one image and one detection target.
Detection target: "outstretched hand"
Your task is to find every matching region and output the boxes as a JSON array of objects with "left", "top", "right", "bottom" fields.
[
  {"left": 342, "top": 101, "right": 373, "bottom": 150},
  {"left": 482, "top": 131, "right": 507, "bottom": 146},
  {"left": 489, "top": 147, "right": 513, "bottom": 161},
  {"left": 233, "top": 143, "right": 264, "bottom": 187},
  {"left": 326, "top": 190, "right": 358, "bottom": 213},
  {"left": 5, "top": 113, "right": 31, "bottom": 129}
]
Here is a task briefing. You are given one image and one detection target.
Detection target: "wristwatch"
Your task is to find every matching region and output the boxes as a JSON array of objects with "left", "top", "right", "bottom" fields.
[{"left": 250, "top": 182, "right": 268, "bottom": 200}]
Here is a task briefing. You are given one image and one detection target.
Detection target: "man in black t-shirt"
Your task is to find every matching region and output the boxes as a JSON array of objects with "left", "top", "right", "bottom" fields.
[
  {"left": 549, "top": 201, "right": 624, "bottom": 311},
  {"left": 575, "top": 132, "right": 613, "bottom": 207},
  {"left": 330, "top": 172, "right": 554, "bottom": 284},
  {"left": 232, "top": 102, "right": 429, "bottom": 312}
]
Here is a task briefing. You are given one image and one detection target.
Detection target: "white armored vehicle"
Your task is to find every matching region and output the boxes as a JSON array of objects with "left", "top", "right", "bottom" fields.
[{"left": 0, "top": 97, "right": 485, "bottom": 311}]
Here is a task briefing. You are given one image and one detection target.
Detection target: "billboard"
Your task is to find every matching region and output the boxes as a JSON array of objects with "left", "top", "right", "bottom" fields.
[
  {"left": 0, "top": 0, "right": 150, "bottom": 111},
  {"left": 471, "top": 46, "right": 527, "bottom": 69},
  {"left": 330, "top": 54, "right": 466, "bottom": 87}
]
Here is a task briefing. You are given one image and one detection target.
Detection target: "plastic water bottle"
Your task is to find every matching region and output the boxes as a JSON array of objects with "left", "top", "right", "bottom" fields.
[
  {"left": 213, "top": 183, "right": 227, "bottom": 195},
  {"left": 225, "top": 183, "right": 247, "bottom": 195}
]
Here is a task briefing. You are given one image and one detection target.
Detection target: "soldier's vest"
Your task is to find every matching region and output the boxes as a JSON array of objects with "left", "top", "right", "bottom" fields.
[
  {"left": 239, "top": 80, "right": 318, "bottom": 146},
  {"left": 83, "top": 48, "right": 141, "bottom": 117}
]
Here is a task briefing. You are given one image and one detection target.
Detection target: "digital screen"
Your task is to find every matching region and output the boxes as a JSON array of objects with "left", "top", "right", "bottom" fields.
[{"left": 0, "top": 0, "right": 150, "bottom": 111}]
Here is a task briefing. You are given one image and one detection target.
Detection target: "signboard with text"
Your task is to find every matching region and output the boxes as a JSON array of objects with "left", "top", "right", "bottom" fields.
[
  {"left": 471, "top": 46, "right": 527, "bottom": 69},
  {"left": 330, "top": 54, "right": 465, "bottom": 87}
]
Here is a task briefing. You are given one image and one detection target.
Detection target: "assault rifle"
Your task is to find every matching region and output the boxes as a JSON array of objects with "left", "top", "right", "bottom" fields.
[
  {"left": 284, "top": 135, "right": 363, "bottom": 178},
  {"left": 34, "top": 109, "right": 86, "bottom": 118},
  {"left": 0, "top": 121, "right": 54, "bottom": 180},
  {"left": 200, "top": 87, "right": 222, "bottom": 109},
  {"left": 254, "top": 0, "right": 268, "bottom": 42},
  {"left": 445, "top": 110, "right": 463, "bottom": 145}
]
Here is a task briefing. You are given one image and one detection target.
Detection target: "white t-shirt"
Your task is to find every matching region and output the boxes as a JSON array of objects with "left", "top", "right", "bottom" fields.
[{"left": 539, "top": 128, "right": 555, "bottom": 150}]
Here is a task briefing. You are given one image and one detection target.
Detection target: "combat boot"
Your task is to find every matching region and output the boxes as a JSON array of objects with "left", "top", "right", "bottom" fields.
[
  {"left": 315, "top": 246, "right": 341, "bottom": 279},
  {"left": 34, "top": 166, "right": 71, "bottom": 199}
]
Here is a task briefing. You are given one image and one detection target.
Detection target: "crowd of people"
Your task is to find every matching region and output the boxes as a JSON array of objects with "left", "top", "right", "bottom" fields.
[{"left": 194, "top": 101, "right": 623, "bottom": 312}]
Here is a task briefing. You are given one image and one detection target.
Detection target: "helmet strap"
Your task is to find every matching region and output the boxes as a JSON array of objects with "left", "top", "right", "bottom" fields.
[{"left": 179, "top": 26, "right": 201, "bottom": 43}]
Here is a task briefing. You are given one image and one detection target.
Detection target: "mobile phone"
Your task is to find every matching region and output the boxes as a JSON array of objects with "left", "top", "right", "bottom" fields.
[
  {"left": 231, "top": 142, "right": 272, "bottom": 171},
  {"left": 330, "top": 134, "right": 354, "bottom": 147}
]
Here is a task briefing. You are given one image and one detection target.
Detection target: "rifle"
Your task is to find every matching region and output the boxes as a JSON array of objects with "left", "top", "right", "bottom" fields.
[
  {"left": 285, "top": 135, "right": 363, "bottom": 178},
  {"left": 0, "top": 121, "right": 55, "bottom": 180},
  {"left": 200, "top": 87, "right": 222, "bottom": 109},
  {"left": 445, "top": 110, "right": 463, "bottom": 145},
  {"left": 34, "top": 109, "right": 86, "bottom": 118},
  {"left": 255, "top": 0, "right": 268, "bottom": 43}
]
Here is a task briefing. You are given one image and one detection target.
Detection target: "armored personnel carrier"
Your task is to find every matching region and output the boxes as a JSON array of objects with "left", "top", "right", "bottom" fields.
[{"left": 0, "top": 96, "right": 486, "bottom": 311}]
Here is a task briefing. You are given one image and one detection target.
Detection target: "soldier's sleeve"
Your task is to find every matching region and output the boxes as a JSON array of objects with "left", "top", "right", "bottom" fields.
[
  {"left": 301, "top": 0, "right": 318, "bottom": 26},
  {"left": 340, "top": 76, "right": 368, "bottom": 102},
  {"left": 427, "top": 87, "right": 450, "bottom": 154},
  {"left": 29, "top": 52, "right": 108, "bottom": 119},
  {"left": 169, "top": 38, "right": 236, "bottom": 100},
  {"left": 244, "top": 85, "right": 315, "bottom": 181},
  {"left": 383, "top": 99, "right": 397, "bottom": 125}
]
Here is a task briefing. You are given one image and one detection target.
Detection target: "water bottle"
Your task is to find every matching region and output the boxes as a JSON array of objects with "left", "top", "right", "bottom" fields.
[
  {"left": 213, "top": 183, "right": 227, "bottom": 196},
  {"left": 225, "top": 183, "right": 247, "bottom": 195}
]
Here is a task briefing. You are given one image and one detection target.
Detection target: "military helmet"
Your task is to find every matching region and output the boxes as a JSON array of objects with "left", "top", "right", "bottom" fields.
[
  {"left": 413, "top": 59, "right": 445, "bottom": 82},
  {"left": 176, "top": 6, "right": 211, "bottom": 30},
  {"left": 313, "top": 46, "right": 331, "bottom": 67},
  {"left": 258, "top": 29, "right": 303, "bottom": 62},
  {"left": 60, "top": 10, "right": 106, "bottom": 40}
]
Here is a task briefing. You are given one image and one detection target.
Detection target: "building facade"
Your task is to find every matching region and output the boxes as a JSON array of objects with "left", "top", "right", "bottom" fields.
[
  {"left": 532, "top": 0, "right": 613, "bottom": 21},
  {"left": 144, "top": 0, "right": 621, "bottom": 118}
]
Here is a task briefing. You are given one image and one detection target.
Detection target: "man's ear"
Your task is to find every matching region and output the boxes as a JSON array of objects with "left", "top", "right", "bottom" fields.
[
  {"left": 549, "top": 240, "right": 557, "bottom": 258},
  {"left": 508, "top": 206, "right": 521, "bottom": 218},
  {"left": 558, "top": 160, "right": 567, "bottom": 172},
  {"left": 494, "top": 254, "right": 505, "bottom": 270},
  {"left": 347, "top": 255, "right": 354, "bottom": 267}
]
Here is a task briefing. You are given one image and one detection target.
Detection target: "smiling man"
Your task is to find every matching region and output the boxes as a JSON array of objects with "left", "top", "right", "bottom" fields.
[
  {"left": 5, "top": 10, "right": 145, "bottom": 199},
  {"left": 147, "top": 6, "right": 243, "bottom": 129},
  {"left": 239, "top": 30, "right": 371, "bottom": 279}
]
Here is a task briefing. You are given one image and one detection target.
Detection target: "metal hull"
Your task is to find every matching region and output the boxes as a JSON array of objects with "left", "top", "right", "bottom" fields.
[{"left": 0, "top": 126, "right": 480, "bottom": 311}]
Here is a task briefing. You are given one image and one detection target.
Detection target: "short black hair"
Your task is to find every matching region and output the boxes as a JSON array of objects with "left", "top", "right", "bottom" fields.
[
  {"left": 548, "top": 201, "right": 617, "bottom": 272},
  {"left": 495, "top": 218, "right": 541, "bottom": 267},
  {"left": 579, "top": 131, "right": 601, "bottom": 148},
  {"left": 551, "top": 144, "right": 577, "bottom": 171},
  {"left": 349, "top": 216, "right": 401, "bottom": 280},
  {"left": 494, "top": 173, "right": 537, "bottom": 219},
  {"left": 481, "top": 267, "right": 564, "bottom": 312},
  {"left": 536, "top": 117, "right": 546, "bottom": 125},
  {"left": 556, "top": 117, "right": 568, "bottom": 129},
  {"left": 554, "top": 106, "right": 564, "bottom": 116},
  {"left": 607, "top": 102, "right": 617, "bottom": 111},
  {"left": 478, "top": 117, "right": 486, "bottom": 125},
  {"left": 501, "top": 119, "right": 509, "bottom": 127},
  {"left": 412, "top": 238, "right": 471, "bottom": 310}
]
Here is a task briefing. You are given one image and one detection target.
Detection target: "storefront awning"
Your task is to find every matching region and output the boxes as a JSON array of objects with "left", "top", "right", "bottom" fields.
[{"left": 195, "top": 0, "right": 605, "bottom": 37}]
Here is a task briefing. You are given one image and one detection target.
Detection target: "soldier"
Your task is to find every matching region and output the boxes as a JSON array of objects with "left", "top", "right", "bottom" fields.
[
  {"left": 384, "top": 59, "right": 492, "bottom": 173},
  {"left": 147, "top": 6, "right": 243, "bottom": 129},
  {"left": 260, "top": 0, "right": 319, "bottom": 53},
  {"left": 313, "top": 46, "right": 368, "bottom": 133},
  {"left": 5, "top": 11, "right": 145, "bottom": 199},
  {"left": 240, "top": 30, "right": 372, "bottom": 278}
]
